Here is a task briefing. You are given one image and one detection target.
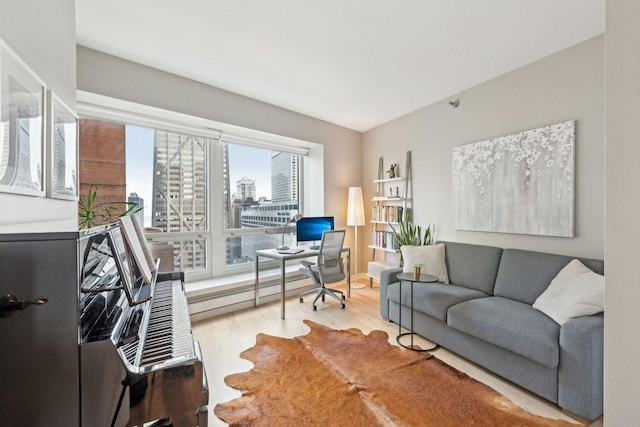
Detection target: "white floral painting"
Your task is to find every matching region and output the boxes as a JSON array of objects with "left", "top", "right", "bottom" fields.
[{"left": 452, "top": 120, "right": 575, "bottom": 237}]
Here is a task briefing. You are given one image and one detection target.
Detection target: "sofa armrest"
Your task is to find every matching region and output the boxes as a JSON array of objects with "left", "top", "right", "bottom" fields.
[
  {"left": 558, "top": 313, "right": 604, "bottom": 421},
  {"left": 379, "top": 267, "right": 402, "bottom": 318}
]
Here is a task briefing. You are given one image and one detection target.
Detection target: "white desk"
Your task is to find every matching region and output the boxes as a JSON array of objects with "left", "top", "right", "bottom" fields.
[{"left": 254, "top": 246, "right": 351, "bottom": 319}]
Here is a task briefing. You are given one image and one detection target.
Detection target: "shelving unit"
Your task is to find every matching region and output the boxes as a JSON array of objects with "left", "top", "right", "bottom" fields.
[{"left": 367, "top": 151, "right": 412, "bottom": 286}]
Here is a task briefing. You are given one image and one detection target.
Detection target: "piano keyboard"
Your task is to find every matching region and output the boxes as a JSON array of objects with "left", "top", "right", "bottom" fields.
[{"left": 119, "top": 279, "right": 196, "bottom": 372}]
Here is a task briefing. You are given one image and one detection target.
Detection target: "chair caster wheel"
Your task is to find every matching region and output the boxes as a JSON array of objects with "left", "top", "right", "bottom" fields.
[
  {"left": 340, "top": 303, "right": 346, "bottom": 309},
  {"left": 299, "top": 297, "right": 303, "bottom": 303},
  {"left": 313, "top": 305, "right": 317, "bottom": 311},
  {"left": 341, "top": 295, "right": 346, "bottom": 300}
]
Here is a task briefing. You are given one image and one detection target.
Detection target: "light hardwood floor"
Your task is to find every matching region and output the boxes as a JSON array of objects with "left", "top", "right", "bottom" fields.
[{"left": 192, "top": 279, "right": 603, "bottom": 427}]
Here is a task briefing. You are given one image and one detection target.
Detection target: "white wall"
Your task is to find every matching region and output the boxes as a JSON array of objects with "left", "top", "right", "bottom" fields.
[
  {"left": 363, "top": 35, "right": 604, "bottom": 260},
  {"left": 0, "top": 0, "right": 78, "bottom": 232},
  {"left": 604, "top": 0, "right": 640, "bottom": 424}
]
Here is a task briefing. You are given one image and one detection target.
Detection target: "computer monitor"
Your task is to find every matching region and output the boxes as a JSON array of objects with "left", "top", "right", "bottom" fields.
[{"left": 296, "top": 216, "right": 335, "bottom": 245}]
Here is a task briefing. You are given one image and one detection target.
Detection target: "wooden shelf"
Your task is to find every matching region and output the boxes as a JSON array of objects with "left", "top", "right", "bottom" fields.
[
  {"left": 369, "top": 151, "right": 411, "bottom": 286},
  {"left": 373, "top": 177, "right": 405, "bottom": 184},
  {"left": 372, "top": 196, "right": 407, "bottom": 202}
]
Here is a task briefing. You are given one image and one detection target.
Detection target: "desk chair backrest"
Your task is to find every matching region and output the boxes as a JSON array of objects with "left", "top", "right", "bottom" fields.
[{"left": 316, "top": 230, "right": 346, "bottom": 284}]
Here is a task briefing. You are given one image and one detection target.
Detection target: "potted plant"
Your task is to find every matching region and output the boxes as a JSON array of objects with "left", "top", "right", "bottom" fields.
[
  {"left": 389, "top": 217, "right": 434, "bottom": 266},
  {"left": 78, "top": 185, "right": 141, "bottom": 229}
]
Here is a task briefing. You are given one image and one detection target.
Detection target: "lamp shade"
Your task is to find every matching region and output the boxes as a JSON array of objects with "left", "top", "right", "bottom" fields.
[{"left": 347, "top": 187, "right": 365, "bottom": 226}]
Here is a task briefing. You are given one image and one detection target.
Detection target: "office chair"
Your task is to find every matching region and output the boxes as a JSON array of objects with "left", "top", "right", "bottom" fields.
[{"left": 298, "top": 230, "right": 347, "bottom": 311}]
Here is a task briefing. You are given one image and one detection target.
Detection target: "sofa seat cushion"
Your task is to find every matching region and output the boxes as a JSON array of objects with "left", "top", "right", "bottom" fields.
[
  {"left": 387, "top": 281, "right": 488, "bottom": 322},
  {"left": 447, "top": 296, "right": 560, "bottom": 368}
]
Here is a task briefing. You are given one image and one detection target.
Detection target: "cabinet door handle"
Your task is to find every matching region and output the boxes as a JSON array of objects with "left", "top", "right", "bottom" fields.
[{"left": 0, "top": 294, "right": 48, "bottom": 318}]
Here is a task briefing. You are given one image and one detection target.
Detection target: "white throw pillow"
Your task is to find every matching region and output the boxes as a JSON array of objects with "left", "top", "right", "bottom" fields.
[
  {"left": 533, "top": 259, "right": 604, "bottom": 325},
  {"left": 400, "top": 244, "right": 449, "bottom": 284}
]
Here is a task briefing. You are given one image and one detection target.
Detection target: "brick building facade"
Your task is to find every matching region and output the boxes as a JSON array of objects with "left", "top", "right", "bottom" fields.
[{"left": 78, "top": 119, "right": 127, "bottom": 227}]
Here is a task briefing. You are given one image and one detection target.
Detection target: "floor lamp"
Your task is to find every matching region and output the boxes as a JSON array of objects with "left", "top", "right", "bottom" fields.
[{"left": 347, "top": 186, "right": 366, "bottom": 289}]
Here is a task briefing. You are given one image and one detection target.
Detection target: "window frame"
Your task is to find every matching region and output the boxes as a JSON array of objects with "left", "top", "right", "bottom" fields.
[{"left": 77, "top": 91, "right": 325, "bottom": 283}]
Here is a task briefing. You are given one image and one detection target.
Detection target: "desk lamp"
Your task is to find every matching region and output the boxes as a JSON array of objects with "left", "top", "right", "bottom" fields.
[{"left": 278, "top": 213, "right": 303, "bottom": 251}]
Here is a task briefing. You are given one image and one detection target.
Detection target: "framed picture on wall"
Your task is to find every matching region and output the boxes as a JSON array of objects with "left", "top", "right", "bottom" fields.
[
  {"left": 47, "top": 91, "right": 78, "bottom": 200},
  {"left": 452, "top": 120, "right": 575, "bottom": 237},
  {"left": 0, "top": 38, "right": 46, "bottom": 197}
]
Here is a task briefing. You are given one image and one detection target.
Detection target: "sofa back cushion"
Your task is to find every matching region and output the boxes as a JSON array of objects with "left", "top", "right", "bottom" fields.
[
  {"left": 493, "top": 249, "right": 605, "bottom": 304},
  {"left": 439, "top": 241, "right": 503, "bottom": 294}
]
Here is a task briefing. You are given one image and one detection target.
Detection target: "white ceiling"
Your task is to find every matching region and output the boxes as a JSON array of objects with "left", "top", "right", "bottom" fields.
[{"left": 76, "top": 1, "right": 604, "bottom": 132}]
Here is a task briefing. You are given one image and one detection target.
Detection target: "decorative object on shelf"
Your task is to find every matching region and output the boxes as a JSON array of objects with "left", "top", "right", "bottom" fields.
[
  {"left": 0, "top": 38, "right": 46, "bottom": 197},
  {"left": 278, "top": 213, "right": 303, "bottom": 251},
  {"left": 386, "top": 163, "right": 397, "bottom": 178},
  {"left": 452, "top": 120, "right": 575, "bottom": 237},
  {"left": 47, "top": 91, "right": 78, "bottom": 200},
  {"left": 347, "top": 187, "right": 366, "bottom": 289},
  {"left": 393, "top": 163, "right": 400, "bottom": 178}
]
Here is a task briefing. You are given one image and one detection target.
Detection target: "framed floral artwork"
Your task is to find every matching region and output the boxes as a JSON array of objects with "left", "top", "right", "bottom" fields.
[
  {"left": 47, "top": 91, "right": 78, "bottom": 200},
  {"left": 452, "top": 120, "right": 575, "bottom": 237},
  {"left": 0, "top": 38, "right": 46, "bottom": 197}
]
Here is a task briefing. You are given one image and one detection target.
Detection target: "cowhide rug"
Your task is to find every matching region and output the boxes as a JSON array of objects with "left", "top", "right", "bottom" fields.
[{"left": 214, "top": 320, "right": 579, "bottom": 426}]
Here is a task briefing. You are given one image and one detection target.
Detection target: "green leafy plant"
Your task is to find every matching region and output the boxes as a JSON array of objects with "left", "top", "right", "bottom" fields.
[
  {"left": 389, "top": 217, "right": 434, "bottom": 266},
  {"left": 78, "top": 185, "right": 141, "bottom": 229},
  {"left": 389, "top": 216, "right": 433, "bottom": 247}
]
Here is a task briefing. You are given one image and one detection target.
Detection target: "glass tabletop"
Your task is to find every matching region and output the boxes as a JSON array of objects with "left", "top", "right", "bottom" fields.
[{"left": 397, "top": 272, "right": 439, "bottom": 283}]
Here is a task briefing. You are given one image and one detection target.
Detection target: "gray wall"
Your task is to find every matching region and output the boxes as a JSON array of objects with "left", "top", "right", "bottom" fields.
[
  {"left": 0, "top": 0, "right": 78, "bottom": 233},
  {"left": 605, "top": 0, "right": 640, "bottom": 423},
  {"left": 363, "top": 35, "right": 604, "bottom": 260}
]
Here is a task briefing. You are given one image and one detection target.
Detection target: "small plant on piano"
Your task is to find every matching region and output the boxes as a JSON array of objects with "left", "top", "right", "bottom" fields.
[{"left": 78, "top": 185, "right": 142, "bottom": 229}]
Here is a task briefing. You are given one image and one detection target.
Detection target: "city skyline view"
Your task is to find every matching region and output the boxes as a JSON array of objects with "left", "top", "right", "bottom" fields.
[{"left": 125, "top": 125, "right": 275, "bottom": 226}]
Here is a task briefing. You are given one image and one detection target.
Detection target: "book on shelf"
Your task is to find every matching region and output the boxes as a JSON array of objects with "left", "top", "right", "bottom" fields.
[
  {"left": 371, "top": 206, "right": 403, "bottom": 223},
  {"left": 371, "top": 230, "right": 398, "bottom": 250}
]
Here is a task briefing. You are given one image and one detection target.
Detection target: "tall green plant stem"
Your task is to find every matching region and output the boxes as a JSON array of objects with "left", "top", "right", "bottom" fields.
[{"left": 78, "top": 185, "right": 141, "bottom": 229}]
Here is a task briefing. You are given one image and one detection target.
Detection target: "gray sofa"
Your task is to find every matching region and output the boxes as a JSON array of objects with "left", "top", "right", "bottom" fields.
[{"left": 380, "top": 241, "right": 604, "bottom": 421}]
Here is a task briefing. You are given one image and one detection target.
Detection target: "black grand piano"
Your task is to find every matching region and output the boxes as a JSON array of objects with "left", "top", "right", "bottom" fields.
[{"left": 0, "top": 219, "right": 208, "bottom": 427}]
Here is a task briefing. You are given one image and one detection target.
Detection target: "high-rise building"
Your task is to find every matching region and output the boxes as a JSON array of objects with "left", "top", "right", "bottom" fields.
[
  {"left": 152, "top": 130, "right": 207, "bottom": 232},
  {"left": 271, "top": 152, "right": 298, "bottom": 202},
  {"left": 236, "top": 176, "right": 256, "bottom": 201},
  {"left": 223, "top": 143, "right": 231, "bottom": 229},
  {"left": 152, "top": 130, "right": 207, "bottom": 270},
  {"left": 128, "top": 192, "right": 144, "bottom": 226}
]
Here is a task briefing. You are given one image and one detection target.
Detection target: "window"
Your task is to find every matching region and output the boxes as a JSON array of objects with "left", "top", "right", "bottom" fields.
[
  {"left": 125, "top": 125, "right": 210, "bottom": 273},
  {"left": 77, "top": 92, "right": 324, "bottom": 285},
  {"left": 224, "top": 143, "right": 302, "bottom": 266}
]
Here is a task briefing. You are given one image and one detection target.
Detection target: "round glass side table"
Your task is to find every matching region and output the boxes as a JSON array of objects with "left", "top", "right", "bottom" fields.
[{"left": 396, "top": 272, "right": 439, "bottom": 352}]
